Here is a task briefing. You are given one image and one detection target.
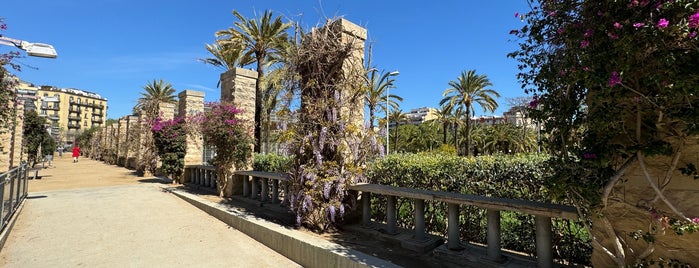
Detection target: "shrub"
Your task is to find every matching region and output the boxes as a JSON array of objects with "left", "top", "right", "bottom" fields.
[
  {"left": 253, "top": 153, "right": 292, "bottom": 173},
  {"left": 152, "top": 116, "right": 187, "bottom": 179}
]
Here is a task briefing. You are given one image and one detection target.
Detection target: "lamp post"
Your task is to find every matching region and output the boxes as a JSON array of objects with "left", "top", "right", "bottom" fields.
[{"left": 385, "top": 71, "right": 399, "bottom": 155}]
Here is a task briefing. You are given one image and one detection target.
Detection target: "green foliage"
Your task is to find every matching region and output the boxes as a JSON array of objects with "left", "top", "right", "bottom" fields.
[
  {"left": 253, "top": 153, "right": 291, "bottom": 173},
  {"left": 152, "top": 117, "right": 187, "bottom": 178},
  {"left": 367, "top": 153, "right": 591, "bottom": 264},
  {"left": 22, "top": 110, "right": 50, "bottom": 167}
]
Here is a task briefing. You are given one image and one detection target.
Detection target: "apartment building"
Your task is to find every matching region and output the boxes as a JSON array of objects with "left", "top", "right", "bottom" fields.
[{"left": 17, "top": 80, "right": 107, "bottom": 145}]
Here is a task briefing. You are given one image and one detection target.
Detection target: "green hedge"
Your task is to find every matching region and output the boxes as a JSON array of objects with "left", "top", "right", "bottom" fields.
[
  {"left": 253, "top": 152, "right": 591, "bottom": 264},
  {"left": 367, "top": 153, "right": 591, "bottom": 265},
  {"left": 253, "top": 153, "right": 292, "bottom": 173}
]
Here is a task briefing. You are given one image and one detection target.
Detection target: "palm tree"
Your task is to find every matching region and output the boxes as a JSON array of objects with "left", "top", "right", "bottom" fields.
[
  {"left": 260, "top": 67, "right": 286, "bottom": 154},
  {"left": 365, "top": 69, "right": 402, "bottom": 130},
  {"left": 135, "top": 79, "right": 177, "bottom": 116},
  {"left": 440, "top": 70, "right": 500, "bottom": 156},
  {"left": 389, "top": 109, "right": 407, "bottom": 153},
  {"left": 216, "top": 10, "right": 291, "bottom": 153},
  {"left": 429, "top": 104, "right": 454, "bottom": 145},
  {"left": 199, "top": 41, "right": 254, "bottom": 71}
]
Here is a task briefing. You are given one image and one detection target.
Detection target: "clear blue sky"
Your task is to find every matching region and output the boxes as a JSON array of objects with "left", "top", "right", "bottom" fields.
[{"left": 3, "top": 0, "right": 531, "bottom": 119}]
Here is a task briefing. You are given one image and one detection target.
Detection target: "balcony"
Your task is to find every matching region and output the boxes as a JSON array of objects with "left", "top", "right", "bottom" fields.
[
  {"left": 69, "top": 106, "right": 81, "bottom": 113},
  {"left": 91, "top": 117, "right": 103, "bottom": 123},
  {"left": 68, "top": 116, "right": 81, "bottom": 121},
  {"left": 41, "top": 105, "right": 60, "bottom": 111},
  {"left": 42, "top": 96, "right": 60, "bottom": 103},
  {"left": 83, "top": 102, "right": 105, "bottom": 109},
  {"left": 67, "top": 123, "right": 81, "bottom": 129},
  {"left": 93, "top": 110, "right": 104, "bottom": 116}
]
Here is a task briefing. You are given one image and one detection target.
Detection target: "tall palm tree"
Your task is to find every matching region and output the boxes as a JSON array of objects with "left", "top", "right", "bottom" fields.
[
  {"left": 260, "top": 67, "right": 286, "bottom": 154},
  {"left": 389, "top": 109, "right": 407, "bottom": 153},
  {"left": 440, "top": 70, "right": 500, "bottom": 156},
  {"left": 199, "top": 41, "right": 254, "bottom": 71},
  {"left": 365, "top": 69, "right": 402, "bottom": 130},
  {"left": 135, "top": 79, "right": 177, "bottom": 116},
  {"left": 216, "top": 10, "right": 291, "bottom": 153}
]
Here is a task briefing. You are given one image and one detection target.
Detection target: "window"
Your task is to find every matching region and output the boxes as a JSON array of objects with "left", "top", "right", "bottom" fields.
[
  {"left": 84, "top": 121, "right": 87, "bottom": 127},
  {"left": 70, "top": 96, "right": 74, "bottom": 102},
  {"left": 77, "top": 98, "right": 81, "bottom": 104},
  {"left": 84, "top": 113, "right": 87, "bottom": 119}
]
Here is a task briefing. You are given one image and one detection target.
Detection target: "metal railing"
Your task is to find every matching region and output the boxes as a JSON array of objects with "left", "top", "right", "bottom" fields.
[{"left": 0, "top": 164, "right": 29, "bottom": 233}]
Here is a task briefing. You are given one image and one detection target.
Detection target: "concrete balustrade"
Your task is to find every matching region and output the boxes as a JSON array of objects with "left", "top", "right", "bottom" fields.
[
  {"left": 234, "top": 171, "right": 289, "bottom": 205},
  {"left": 184, "top": 165, "right": 217, "bottom": 189},
  {"left": 348, "top": 183, "right": 578, "bottom": 268}
]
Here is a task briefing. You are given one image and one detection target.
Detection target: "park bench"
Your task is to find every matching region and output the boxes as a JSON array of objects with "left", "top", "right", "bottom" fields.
[{"left": 348, "top": 183, "right": 578, "bottom": 268}]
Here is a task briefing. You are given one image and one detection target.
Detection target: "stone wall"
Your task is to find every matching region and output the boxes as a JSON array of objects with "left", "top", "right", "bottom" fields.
[{"left": 592, "top": 140, "right": 699, "bottom": 266}]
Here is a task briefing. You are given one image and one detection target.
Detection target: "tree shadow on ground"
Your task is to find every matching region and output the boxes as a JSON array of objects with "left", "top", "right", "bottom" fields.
[{"left": 138, "top": 177, "right": 173, "bottom": 184}]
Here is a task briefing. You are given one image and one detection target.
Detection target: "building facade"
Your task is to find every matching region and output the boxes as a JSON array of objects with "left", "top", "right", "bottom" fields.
[{"left": 17, "top": 80, "right": 107, "bottom": 146}]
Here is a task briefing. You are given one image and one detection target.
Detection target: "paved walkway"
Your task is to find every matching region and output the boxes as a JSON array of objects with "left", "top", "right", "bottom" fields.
[{"left": 0, "top": 156, "right": 300, "bottom": 267}]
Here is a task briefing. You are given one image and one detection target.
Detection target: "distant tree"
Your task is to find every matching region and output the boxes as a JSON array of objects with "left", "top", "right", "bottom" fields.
[
  {"left": 440, "top": 70, "right": 500, "bottom": 156},
  {"left": 22, "top": 110, "right": 49, "bottom": 167},
  {"left": 389, "top": 109, "right": 407, "bottom": 153},
  {"left": 216, "top": 10, "right": 291, "bottom": 153}
]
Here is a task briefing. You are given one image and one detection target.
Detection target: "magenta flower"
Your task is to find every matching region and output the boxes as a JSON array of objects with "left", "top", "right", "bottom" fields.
[
  {"left": 690, "top": 31, "right": 698, "bottom": 38},
  {"left": 693, "top": 218, "right": 699, "bottom": 224},
  {"left": 515, "top": 12, "right": 520, "bottom": 18},
  {"left": 0, "top": 23, "right": 6, "bottom": 30},
  {"left": 608, "top": 71, "right": 622, "bottom": 87},
  {"left": 614, "top": 22, "right": 623, "bottom": 29},
  {"left": 557, "top": 28, "right": 565, "bottom": 34},
  {"left": 608, "top": 33, "right": 619, "bottom": 40},
  {"left": 689, "top": 12, "right": 699, "bottom": 28},
  {"left": 580, "top": 40, "right": 590, "bottom": 48},
  {"left": 633, "top": 22, "right": 645, "bottom": 28},
  {"left": 657, "top": 18, "right": 669, "bottom": 29},
  {"left": 584, "top": 29, "right": 593, "bottom": 37}
]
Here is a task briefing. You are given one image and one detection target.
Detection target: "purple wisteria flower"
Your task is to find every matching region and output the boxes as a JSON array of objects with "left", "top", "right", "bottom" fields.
[
  {"left": 633, "top": 22, "right": 645, "bottom": 28},
  {"left": 657, "top": 18, "right": 669, "bottom": 29}
]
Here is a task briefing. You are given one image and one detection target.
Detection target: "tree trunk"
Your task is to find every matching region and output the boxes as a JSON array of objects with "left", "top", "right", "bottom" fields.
[
  {"left": 264, "top": 108, "right": 272, "bottom": 154},
  {"left": 465, "top": 106, "right": 472, "bottom": 156},
  {"left": 369, "top": 108, "right": 375, "bottom": 130},
  {"left": 442, "top": 122, "right": 447, "bottom": 144},
  {"left": 254, "top": 54, "right": 265, "bottom": 153}
]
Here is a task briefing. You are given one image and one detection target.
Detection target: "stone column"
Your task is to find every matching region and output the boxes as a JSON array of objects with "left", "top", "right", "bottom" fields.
[
  {"left": 178, "top": 90, "right": 205, "bottom": 183},
  {"left": 116, "top": 116, "right": 129, "bottom": 166},
  {"left": 219, "top": 67, "right": 257, "bottom": 196},
  {"left": 125, "top": 115, "right": 138, "bottom": 169},
  {"left": 329, "top": 18, "right": 367, "bottom": 131}
]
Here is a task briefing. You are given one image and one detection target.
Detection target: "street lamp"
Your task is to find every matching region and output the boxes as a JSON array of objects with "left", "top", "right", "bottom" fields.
[
  {"left": 0, "top": 36, "right": 58, "bottom": 58},
  {"left": 385, "top": 70, "right": 399, "bottom": 155}
]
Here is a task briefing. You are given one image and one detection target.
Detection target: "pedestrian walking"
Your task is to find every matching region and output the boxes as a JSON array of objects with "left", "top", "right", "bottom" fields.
[{"left": 72, "top": 145, "right": 81, "bottom": 163}]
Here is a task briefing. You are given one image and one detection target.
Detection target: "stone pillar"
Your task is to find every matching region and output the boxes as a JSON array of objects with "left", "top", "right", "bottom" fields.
[
  {"left": 219, "top": 67, "right": 257, "bottom": 196},
  {"left": 329, "top": 18, "right": 367, "bottom": 130},
  {"left": 125, "top": 116, "right": 138, "bottom": 169},
  {"left": 178, "top": 90, "right": 205, "bottom": 167},
  {"left": 117, "top": 116, "right": 129, "bottom": 166}
]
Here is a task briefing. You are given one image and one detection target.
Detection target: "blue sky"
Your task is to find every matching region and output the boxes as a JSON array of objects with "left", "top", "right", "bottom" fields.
[{"left": 3, "top": 0, "right": 531, "bottom": 119}]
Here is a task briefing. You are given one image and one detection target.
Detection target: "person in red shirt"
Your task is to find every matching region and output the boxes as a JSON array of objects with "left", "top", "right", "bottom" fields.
[{"left": 72, "top": 145, "right": 81, "bottom": 163}]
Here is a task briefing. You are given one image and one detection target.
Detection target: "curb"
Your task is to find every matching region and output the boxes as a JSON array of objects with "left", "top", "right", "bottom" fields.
[{"left": 165, "top": 187, "right": 400, "bottom": 268}]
